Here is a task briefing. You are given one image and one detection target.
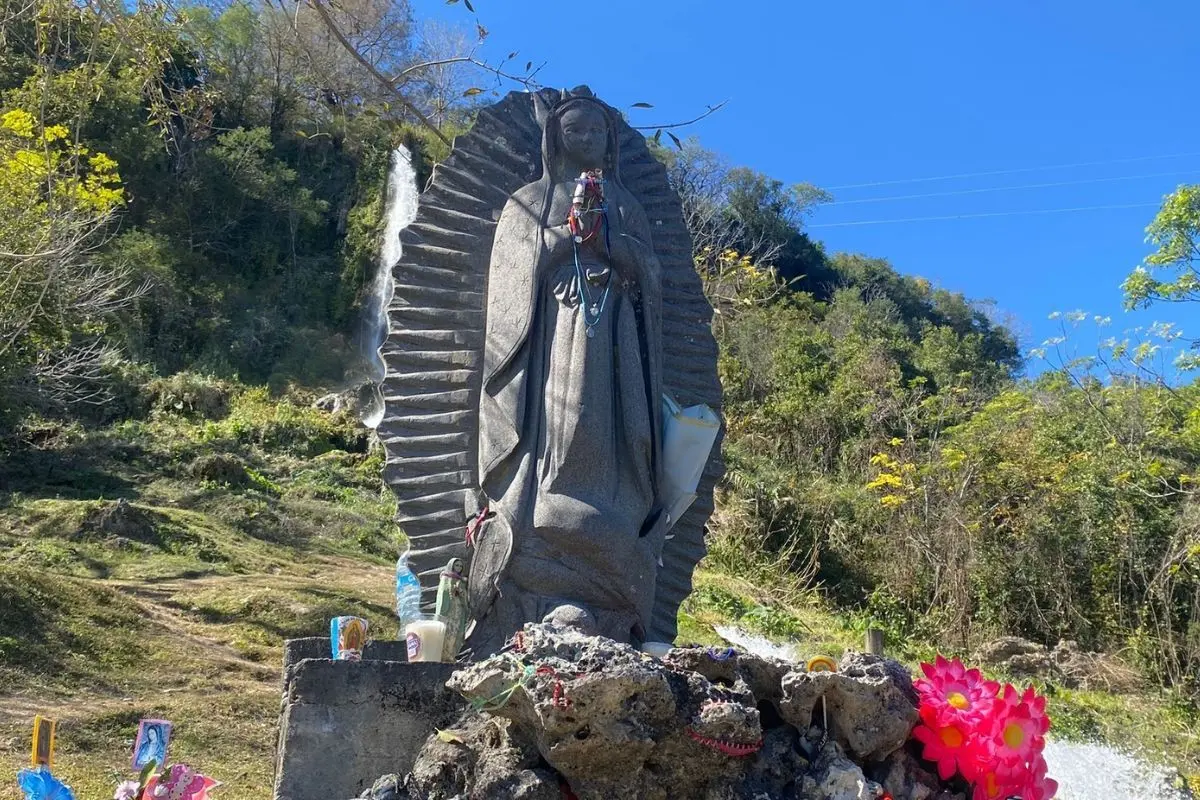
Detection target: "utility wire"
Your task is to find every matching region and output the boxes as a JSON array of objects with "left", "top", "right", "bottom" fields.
[
  {"left": 825, "top": 152, "right": 1200, "bottom": 191},
  {"left": 829, "top": 170, "right": 1197, "bottom": 206},
  {"left": 808, "top": 202, "right": 1160, "bottom": 228}
]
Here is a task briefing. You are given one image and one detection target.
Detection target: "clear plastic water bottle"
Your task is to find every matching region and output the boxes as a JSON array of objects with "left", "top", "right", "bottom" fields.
[{"left": 395, "top": 549, "right": 422, "bottom": 628}]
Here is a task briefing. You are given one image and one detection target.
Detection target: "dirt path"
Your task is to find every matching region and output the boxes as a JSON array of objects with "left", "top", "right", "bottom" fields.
[{"left": 0, "top": 559, "right": 392, "bottom": 723}]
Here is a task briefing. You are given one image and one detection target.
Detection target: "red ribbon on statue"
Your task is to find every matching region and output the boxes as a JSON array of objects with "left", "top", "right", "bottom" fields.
[
  {"left": 465, "top": 505, "right": 489, "bottom": 548},
  {"left": 566, "top": 170, "right": 606, "bottom": 245}
]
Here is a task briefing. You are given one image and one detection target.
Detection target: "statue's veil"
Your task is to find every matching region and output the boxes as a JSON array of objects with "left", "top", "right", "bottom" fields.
[{"left": 378, "top": 87, "right": 723, "bottom": 643}]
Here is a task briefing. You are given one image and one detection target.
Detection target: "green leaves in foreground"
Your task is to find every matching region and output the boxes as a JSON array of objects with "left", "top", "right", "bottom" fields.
[{"left": 1123, "top": 184, "right": 1200, "bottom": 311}]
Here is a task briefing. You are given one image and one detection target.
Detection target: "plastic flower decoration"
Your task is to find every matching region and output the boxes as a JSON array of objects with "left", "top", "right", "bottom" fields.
[
  {"left": 1023, "top": 754, "right": 1059, "bottom": 800},
  {"left": 915, "top": 654, "right": 1000, "bottom": 727},
  {"left": 989, "top": 685, "right": 1050, "bottom": 765},
  {"left": 957, "top": 738, "right": 1025, "bottom": 800},
  {"left": 142, "top": 765, "right": 220, "bottom": 800},
  {"left": 912, "top": 705, "right": 976, "bottom": 781},
  {"left": 969, "top": 763, "right": 1024, "bottom": 800},
  {"left": 16, "top": 766, "right": 76, "bottom": 800},
  {"left": 113, "top": 781, "right": 140, "bottom": 800},
  {"left": 911, "top": 656, "right": 1057, "bottom": 800}
]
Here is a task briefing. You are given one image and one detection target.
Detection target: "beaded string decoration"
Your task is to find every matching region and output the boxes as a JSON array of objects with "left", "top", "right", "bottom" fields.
[
  {"left": 566, "top": 170, "right": 612, "bottom": 338},
  {"left": 684, "top": 728, "right": 763, "bottom": 757}
]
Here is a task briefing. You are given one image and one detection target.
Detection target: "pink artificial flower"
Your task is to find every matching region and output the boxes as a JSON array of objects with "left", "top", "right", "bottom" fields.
[
  {"left": 970, "top": 767, "right": 1024, "bottom": 800},
  {"left": 1019, "top": 753, "right": 1058, "bottom": 800},
  {"left": 113, "top": 781, "right": 140, "bottom": 800},
  {"left": 142, "top": 765, "right": 219, "bottom": 800},
  {"left": 916, "top": 655, "right": 1001, "bottom": 727},
  {"left": 911, "top": 658, "right": 1057, "bottom": 800},
  {"left": 988, "top": 685, "right": 1050, "bottom": 766},
  {"left": 912, "top": 708, "right": 977, "bottom": 782},
  {"left": 961, "top": 740, "right": 1028, "bottom": 800}
]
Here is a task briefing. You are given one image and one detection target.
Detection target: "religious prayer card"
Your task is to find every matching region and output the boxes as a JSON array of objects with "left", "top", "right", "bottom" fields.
[
  {"left": 31, "top": 716, "right": 55, "bottom": 767},
  {"left": 132, "top": 718, "right": 172, "bottom": 771}
]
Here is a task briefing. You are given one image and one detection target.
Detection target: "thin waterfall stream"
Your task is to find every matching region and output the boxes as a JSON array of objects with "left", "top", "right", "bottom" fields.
[{"left": 359, "top": 145, "right": 419, "bottom": 429}]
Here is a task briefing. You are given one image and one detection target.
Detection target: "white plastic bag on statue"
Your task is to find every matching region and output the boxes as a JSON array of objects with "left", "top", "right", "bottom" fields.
[{"left": 661, "top": 395, "right": 720, "bottom": 531}]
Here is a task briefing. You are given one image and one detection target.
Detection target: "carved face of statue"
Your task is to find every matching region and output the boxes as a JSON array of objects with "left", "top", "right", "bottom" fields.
[{"left": 559, "top": 104, "right": 608, "bottom": 170}]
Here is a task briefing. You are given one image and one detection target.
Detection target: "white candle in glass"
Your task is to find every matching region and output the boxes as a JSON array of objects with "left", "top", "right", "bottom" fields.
[{"left": 405, "top": 619, "right": 447, "bottom": 663}]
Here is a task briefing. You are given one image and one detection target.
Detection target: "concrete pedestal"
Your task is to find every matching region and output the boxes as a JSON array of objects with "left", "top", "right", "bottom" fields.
[{"left": 273, "top": 638, "right": 463, "bottom": 800}]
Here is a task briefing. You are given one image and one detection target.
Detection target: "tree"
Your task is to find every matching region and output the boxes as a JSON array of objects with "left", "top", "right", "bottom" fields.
[
  {"left": 0, "top": 108, "right": 136, "bottom": 410},
  {"left": 723, "top": 167, "right": 837, "bottom": 294},
  {"left": 406, "top": 20, "right": 479, "bottom": 130},
  {"left": 1122, "top": 184, "right": 1200, "bottom": 313},
  {"left": 653, "top": 139, "right": 838, "bottom": 296}
]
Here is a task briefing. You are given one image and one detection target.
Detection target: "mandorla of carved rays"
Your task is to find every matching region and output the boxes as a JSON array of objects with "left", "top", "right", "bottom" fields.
[{"left": 377, "top": 89, "right": 723, "bottom": 643}]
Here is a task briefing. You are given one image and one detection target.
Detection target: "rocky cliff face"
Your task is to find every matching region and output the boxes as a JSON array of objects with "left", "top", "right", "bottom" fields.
[{"left": 360, "top": 624, "right": 965, "bottom": 800}]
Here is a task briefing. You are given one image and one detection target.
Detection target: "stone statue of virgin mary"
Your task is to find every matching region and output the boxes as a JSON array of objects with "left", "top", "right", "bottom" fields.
[
  {"left": 377, "top": 87, "right": 721, "bottom": 657},
  {"left": 468, "top": 89, "right": 667, "bottom": 653}
]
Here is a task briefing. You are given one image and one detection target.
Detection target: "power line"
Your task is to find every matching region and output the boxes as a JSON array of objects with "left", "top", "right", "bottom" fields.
[
  {"left": 829, "top": 170, "right": 1196, "bottom": 206},
  {"left": 808, "top": 202, "right": 1160, "bottom": 228},
  {"left": 825, "top": 152, "right": 1200, "bottom": 191}
]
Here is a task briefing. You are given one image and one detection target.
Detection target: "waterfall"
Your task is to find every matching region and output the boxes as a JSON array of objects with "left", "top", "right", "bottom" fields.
[{"left": 359, "top": 146, "right": 419, "bottom": 429}]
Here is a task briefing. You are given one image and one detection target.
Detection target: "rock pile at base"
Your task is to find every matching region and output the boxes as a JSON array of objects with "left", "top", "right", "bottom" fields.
[
  {"left": 972, "top": 635, "right": 1139, "bottom": 692},
  {"left": 362, "top": 624, "right": 966, "bottom": 800}
]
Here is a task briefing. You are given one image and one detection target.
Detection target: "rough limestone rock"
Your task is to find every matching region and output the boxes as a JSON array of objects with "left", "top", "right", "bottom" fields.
[
  {"left": 799, "top": 741, "right": 883, "bottom": 800},
  {"left": 870, "top": 748, "right": 966, "bottom": 800},
  {"left": 371, "top": 624, "right": 943, "bottom": 800},
  {"left": 359, "top": 775, "right": 402, "bottom": 800},
  {"left": 313, "top": 381, "right": 371, "bottom": 418},
  {"left": 779, "top": 652, "right": 919, "bottom": 762},
  {"left": 972, "top": 636, "right": 1055, "bottom": 678},
  {"left": 401, "top": 713, "right": 560, "bottom": 800}
]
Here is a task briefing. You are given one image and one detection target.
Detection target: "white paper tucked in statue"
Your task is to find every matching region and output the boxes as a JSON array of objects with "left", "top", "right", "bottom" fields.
[{"left": 661, "top": 395, "right": 720, "bottom": 531}]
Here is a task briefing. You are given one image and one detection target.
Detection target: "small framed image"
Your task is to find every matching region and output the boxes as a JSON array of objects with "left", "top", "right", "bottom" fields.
[
  {"left": 330, "top": 616, "right": 369, "bottom": 661},
  {"left": 132, "top": 719, "right": 172, "bottom": 771},
  {"left": 31, "top": 716, "right": 56, "bottom": 767}
]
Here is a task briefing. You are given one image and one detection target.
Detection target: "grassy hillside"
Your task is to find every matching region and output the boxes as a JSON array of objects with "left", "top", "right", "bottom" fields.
[{"left": 0, "top": 377, "right": 403, "bottom": 800}]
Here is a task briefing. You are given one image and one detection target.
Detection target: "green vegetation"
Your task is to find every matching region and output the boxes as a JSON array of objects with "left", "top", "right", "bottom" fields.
[
  {"left": 4, "top": 0, "right": 1200, "bottom": 796},
  {"left": 0, "top": 379, "right": 401, "bottom": 798},
  {"left": 682, "top": 177, "right": 1200, "bottom": 692}
]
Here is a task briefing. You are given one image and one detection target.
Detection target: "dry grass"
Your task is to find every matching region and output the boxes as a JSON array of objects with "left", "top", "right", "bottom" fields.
[
  {"left": 0, "top": 398, "right": 400, "bottom": 800},
  {"left": 0, "top": 559, "right": 396, "bottom": 800}
]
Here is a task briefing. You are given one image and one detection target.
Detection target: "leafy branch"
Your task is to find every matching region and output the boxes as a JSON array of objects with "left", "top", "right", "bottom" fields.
[
  {"left": 300, "top": 0, "right": 452, "bottom": 146},
  {"left": 635, "top": 99, "right": 730, "bottom": 145}
]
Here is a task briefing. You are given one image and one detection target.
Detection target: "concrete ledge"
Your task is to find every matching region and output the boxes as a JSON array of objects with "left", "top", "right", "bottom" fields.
[
  {"left": 274, "top": 645, "right": 463, "bottom": 800},
  {"left": 283, "top": 637, "right": 411, "bottom": 668}
]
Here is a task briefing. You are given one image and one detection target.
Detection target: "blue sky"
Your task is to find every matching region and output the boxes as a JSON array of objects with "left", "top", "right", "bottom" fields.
[{"left": 422, "top": 0, "right": 1200, "bottom": 371}]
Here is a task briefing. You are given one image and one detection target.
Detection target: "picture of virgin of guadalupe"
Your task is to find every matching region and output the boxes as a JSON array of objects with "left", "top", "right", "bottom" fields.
[
  {"left": 468, "top": 89, "right": 667, "bottom": 655},
  {"left": 132, "top": 719, "right": 171, "bottom": 770}
]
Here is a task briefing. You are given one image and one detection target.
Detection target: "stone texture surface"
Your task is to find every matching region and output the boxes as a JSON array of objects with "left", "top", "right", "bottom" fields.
[
  {"left": 778, "top": 652, "right": 919, "bottom": 762},
  {"left": 972, "top": 636, "right": 1055, "bottom": 679},
  {"left": 358, "top": 624, "right": 943, "bottom": 800},
  {"left": 972, "top": 635, "right": 1145, "bottom": 694},
  {"left": 869, "top": 748, "right": 966, "bottom": 800},
  {"left": 377, "top": 87, "right": 724, "bottom": 648},
  {"left": 273, "top": 653, "right": 462, "bottom": 800}
]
